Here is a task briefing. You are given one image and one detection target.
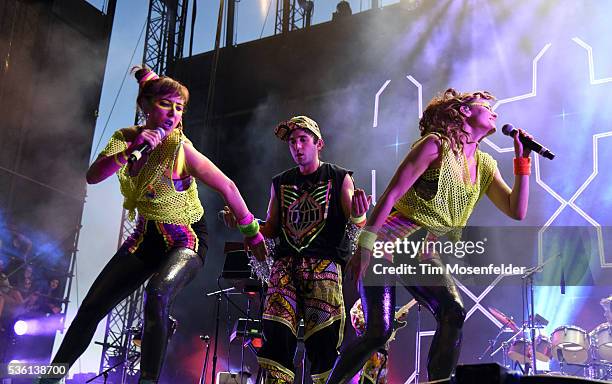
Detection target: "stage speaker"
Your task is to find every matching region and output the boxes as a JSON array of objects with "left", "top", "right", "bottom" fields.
[
  {"left": 520, "top": 374, "right": 608, "bottom": 384},
  {"left": 422, "top": 364, "right": 608, "bottom": 384},
  {"left": 453, "top": 363, "right": 520, "bottom": 384},
  {"left": 215, "top": 371, "right": 251, "bottom": 384}
]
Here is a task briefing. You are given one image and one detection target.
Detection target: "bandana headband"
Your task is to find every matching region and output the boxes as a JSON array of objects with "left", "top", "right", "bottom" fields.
[{"left": 139, "top": 70, "right": 159, "bottom": 85}]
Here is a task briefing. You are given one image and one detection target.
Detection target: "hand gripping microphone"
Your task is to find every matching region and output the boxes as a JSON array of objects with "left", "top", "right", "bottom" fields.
[
  {"left": 128, "top": 127, "right": 167, "bottom": 164},
  {"left": 501, "top": 124, "right": 555, "bottom": 160}
]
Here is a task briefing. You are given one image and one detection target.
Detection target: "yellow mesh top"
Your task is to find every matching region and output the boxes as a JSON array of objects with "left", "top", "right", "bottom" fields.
[
  {"left": 100, "top": 127, "right": 204, "bottom": 224},
  {"left": 394, "top": 133, "right": 497, "bottom": 240}
]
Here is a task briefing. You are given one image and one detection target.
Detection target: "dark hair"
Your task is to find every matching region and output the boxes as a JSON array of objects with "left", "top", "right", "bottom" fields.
[
  {"left": 132, "top": 66, "right": 189, "bottom": 112},
  {"left": 299, "top": 128, "right": 320, "bottom": 144},
  {"left": 419, "top": 88, "right": 495, "bottom": 154}
]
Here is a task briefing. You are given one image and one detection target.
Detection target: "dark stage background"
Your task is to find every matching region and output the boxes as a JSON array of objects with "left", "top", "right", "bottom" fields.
[{"left": 0, "top": 0, "right": 114, "bottom": 368}]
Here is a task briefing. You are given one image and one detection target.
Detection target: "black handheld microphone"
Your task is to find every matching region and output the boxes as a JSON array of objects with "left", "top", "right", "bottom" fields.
[
  {"left": 128, "top": 127, "right": 167, "bottom": 164},
  {"left": 501, "top": 124, "right": 555, "bottom": 160}
]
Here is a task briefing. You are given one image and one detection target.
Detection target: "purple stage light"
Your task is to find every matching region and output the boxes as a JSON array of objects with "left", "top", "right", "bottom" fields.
[
  {"left": 14, "top": 320, "right": 28, "bottom": 336},
  {"left": 12, "top": 316, "right": 63, "bottom": 336}
]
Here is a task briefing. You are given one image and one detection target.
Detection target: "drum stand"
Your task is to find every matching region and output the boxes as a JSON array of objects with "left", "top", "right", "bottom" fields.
[
  {"left": 487, "top": 328, "right": 523, "bottom": 368},
  {"left": 601, "top": 362, "right": 612, "bottom": 380}
]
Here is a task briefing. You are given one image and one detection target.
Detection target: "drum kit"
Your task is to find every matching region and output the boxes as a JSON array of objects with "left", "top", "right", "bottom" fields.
[{"left": 483, "top": 296, "right": 612, "bottom": 381}]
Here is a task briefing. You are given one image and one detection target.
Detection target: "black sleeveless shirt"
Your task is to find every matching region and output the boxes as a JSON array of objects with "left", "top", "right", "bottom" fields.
[{"left": 272, "top": 163, "right": 351, "bottom": 264}]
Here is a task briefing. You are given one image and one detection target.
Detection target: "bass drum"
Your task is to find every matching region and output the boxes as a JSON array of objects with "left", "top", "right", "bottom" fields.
[
  {"left": 551, "top": 325, "right": 590, "bottom": 364},
  {"left": 591, "top": 322, "right": 612, "bottom": 362}
]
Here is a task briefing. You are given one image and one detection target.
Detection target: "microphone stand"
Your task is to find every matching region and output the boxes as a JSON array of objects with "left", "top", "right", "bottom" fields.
[
  {"left": 521, "top": 254, "right": 561, "bottom": 375},
  {"left": 528, "top": 271, "right": 538, "bottom": 375},
  {"left": 414, "top": 303, "right": 421, "bottom": 384},
  {"left": 520, "top": 255, "right": 555, "bottom": 375},
  {"left": 199, "top": 335, "right": 211, "bottom": 384},
  {"left": 239, "top": 297, "right": 252, "bottom": 384},
  {"left": 206, "top": 286, "right": 235, "bottom": 384},
  {"left": 86, "top": 358, "right": 121, "bottom": 383},
  {"left": 86, "top": 349, "right": 139, "bottom": 383},
  {"left": 89, "top": 327, "right": 140, "bottom": 383}
]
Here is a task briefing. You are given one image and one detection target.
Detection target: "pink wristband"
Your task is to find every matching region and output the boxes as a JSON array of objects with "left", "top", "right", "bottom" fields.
[
  {"left": 238, "top": 212, "right": 255, "bottom": 226},
  {"left": 245, "top": 232, "right": 264, "bottom": 247}
]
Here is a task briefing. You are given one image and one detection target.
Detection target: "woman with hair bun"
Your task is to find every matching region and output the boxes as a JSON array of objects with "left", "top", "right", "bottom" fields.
[
  {"left": 40, "top": 66, "right": 266, "bottom": 384},
  {"left": 326, "top": 88, "right": 533, "bottom": 383}
]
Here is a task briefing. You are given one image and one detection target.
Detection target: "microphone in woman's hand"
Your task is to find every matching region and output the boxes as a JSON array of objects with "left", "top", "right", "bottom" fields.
[
  {"left": 128, "top": 127, "right": 167, "bottom": 163},
  {"left": 501, "top": 124, "right": 555, "bottom": 160}
]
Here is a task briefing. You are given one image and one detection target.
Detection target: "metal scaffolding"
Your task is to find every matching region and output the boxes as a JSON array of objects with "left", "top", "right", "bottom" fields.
[
  {"left": 98, "top": 0, "right": 188, "bottom": 381},
  {"left": 142, "top": 0, "right": 189, "bottom": 76},
  {"left": 275, "top": 0, "right": 312, "bottom": 35}
]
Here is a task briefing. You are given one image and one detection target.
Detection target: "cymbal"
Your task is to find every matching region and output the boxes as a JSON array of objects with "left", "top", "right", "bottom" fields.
[{"left": 488, "top": 306, "right": 520, "bottom": 332}]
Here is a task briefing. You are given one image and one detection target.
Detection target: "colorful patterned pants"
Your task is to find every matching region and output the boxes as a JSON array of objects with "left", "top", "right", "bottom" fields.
[
  {"left": 257, "top": 256, "right": 345, "bottom": 384},
  {"left": 359, "top": 350, "right": 388, "bottom": 384}
]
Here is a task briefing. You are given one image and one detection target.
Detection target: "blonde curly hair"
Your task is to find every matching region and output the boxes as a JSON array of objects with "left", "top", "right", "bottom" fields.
[{"left": 419, "top": 88, "right": 495, "bottom": 155}]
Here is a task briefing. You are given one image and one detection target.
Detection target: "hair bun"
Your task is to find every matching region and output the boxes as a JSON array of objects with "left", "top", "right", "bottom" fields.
[{"left": 133, "top": 66, "right": 159, "bottom": 85}]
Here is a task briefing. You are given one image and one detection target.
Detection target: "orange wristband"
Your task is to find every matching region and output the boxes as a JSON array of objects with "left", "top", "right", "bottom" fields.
[{"left": 514, "top": 157, "right": 531, "bottom": 176}]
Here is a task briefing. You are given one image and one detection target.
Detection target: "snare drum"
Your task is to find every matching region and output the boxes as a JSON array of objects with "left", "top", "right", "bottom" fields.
[
  {"left": 551, "top": 325, "right": 590, "bottom": 364},
  {"left": 591, "top": 322, "right": 612, "bottom": 362}
]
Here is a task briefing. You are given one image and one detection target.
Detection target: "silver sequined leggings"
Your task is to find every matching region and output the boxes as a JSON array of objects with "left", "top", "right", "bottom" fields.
[{"left": 51, "top": 246, "right": 203, "bottom": 382}]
